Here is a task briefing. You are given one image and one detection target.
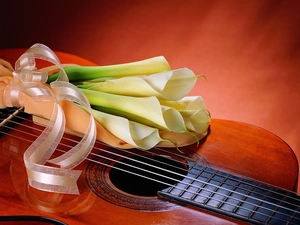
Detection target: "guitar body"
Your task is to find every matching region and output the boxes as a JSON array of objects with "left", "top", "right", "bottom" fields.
[{"left": 0, "top": 49, "right": 298, "bottom": 225}]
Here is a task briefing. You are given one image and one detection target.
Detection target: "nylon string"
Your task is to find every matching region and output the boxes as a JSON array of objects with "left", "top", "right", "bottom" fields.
[{"left": 0, "top": 113, "right": 299, "bottom": 224}]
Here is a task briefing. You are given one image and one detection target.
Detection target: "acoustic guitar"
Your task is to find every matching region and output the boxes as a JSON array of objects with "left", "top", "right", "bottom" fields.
[{"left": 0, "top": 50, "right": 299, "bottom": 225}]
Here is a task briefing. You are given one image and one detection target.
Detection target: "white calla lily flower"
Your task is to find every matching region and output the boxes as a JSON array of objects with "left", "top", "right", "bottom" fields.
[
  {"left": 77, "top": 68, "right": 197, "bottom": 101},
  {"left": 142, "top": 68, "right": 197, "bottom": 101},
  {"left": 159, "top": 96, "right": 211, "bottom": 133},
  {"left": 81, "top": 89, "right": 191, "bottom": 133},
  {"left": 180, "top": 110, "right": 210, "bottom": 133},
  {"left": 159, "top": 96, "right": 207, "bottom": 110},
  {"left": 92, "top": 109, "right": 163, "bottom": 149}
]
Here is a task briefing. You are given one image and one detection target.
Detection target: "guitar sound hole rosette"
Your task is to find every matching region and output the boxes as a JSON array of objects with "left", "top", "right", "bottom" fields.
[{"left": 85, "top": 146, "right": 208, "bottom": 211}]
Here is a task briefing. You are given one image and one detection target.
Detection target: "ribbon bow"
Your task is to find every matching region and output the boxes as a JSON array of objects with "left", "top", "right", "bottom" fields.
[{"left": 3, "top": 44, "right": 96, "bottom": 194}]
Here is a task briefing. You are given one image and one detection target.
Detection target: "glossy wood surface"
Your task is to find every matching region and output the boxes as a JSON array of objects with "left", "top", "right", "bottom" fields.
[{"left": 0, "top": 49, "right": 298, "bottom": 224}]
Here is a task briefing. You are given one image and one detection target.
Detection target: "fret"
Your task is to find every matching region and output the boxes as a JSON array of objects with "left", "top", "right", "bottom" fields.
[
  {"left": 267, "top": 191, "right": 300, "bottom": 224},
  {"left": 228, "top": 180, "right": 258, "bottom": 217},
  {"left": 159, "top": 163, "right": 300, "bottom": 225},
  {"left": 170, "top": 162, "right": 208, "bottom": 201},
  {"left": 249, "top": 188, "right": 274, "bottom": 223},
  {"left": 289, "top": 204, "right": 300, "bottom": 224},
  {"left": 202, "top": 173, "right": 234, "bottom": 208},
  {"left": 243, "top": 183, "right": 279, "bottom": 223}
]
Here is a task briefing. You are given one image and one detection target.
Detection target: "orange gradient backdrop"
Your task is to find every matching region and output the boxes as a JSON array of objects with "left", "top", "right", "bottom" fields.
[{"left": 1, "top": 0, "right": 300, "bottom": 189}]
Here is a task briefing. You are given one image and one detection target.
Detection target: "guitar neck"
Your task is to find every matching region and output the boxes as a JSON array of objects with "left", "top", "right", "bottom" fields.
[{"left": 158, "top": 162, "right": 300, "bottom": 225}]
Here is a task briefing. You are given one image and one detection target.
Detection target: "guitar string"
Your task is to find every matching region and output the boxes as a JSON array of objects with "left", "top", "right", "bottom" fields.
[
  {"left": 10, "top": 114, "right": 300, "bottom": 201},
  {"left": 1, "top": 127, "right": 299, "bottom": 225},
  {"left": 3, "top": 115, "right": 300, "bottom": 210},
  {"left": 11, "top": 114, "right": 300, "bottom": 206},
  {"left": 1, "top": 116, "right": 300, "bottom": 223},
  {"left": 1, "top": 127, "right": 299, "bottom": 224},
  {"left": 11, "top": 115, "right": 198, "bottom": 174},
  {"left": 3, "top": 115, "right": 300, "bottom": 215}
]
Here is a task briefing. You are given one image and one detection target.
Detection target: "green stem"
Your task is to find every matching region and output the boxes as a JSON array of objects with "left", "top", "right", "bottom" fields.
[{"left": 47, "top": 56, "right": 170, "bottom": 83}]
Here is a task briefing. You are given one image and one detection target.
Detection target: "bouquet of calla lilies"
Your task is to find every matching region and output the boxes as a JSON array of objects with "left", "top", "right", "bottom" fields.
[
  {"left": 0, "top": 54, "right": 210, "bottom": 150},
  {"left": 46, "top": 56, "right": 211, "bottom": 150},
  {"left": 0, "top": 46, "right": 211, "bottom": 195}
]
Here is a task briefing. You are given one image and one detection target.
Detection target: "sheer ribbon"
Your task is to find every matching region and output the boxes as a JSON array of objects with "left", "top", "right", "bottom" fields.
[{"left": 4, "top": 44, "right": 96, "bottom": 194}]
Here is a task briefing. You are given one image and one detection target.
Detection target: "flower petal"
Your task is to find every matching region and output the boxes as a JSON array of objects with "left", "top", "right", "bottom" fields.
[
  {"left": 81, "top": 89, "right": 191, "bottom": 133},
  {"left": 159, "top": 96, "right": 207, "bottom": 110},
  {"left": 79, "top": 68, "right": 197, "bottom": 101},
  {"left": 180, "top": 110, "right": 210, "bottom": 133},
  {"left": 92, "top": 109, "right": 162, "bottom": 149},
  {"left": 142, "top": 68, "right": 197, "bottom": 101}
]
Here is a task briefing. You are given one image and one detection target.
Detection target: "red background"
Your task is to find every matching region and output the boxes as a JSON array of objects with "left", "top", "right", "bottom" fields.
[{"left": 1, "top": 0, "right": 300, "bottom": 189}]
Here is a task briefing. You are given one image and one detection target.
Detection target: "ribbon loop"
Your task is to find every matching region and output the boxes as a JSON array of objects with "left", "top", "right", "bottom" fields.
[
  {"left": 13, "top": 69, "right": 48, "bottom": 83},
  {"left": 5, "top": 43, "right": 97, "bottom": 194},
  {"left": 4, "top": 84, "right": 23, "bottom": 107},
  {"left": 15, "top": 56, "right": 36, "bottom": 71}
]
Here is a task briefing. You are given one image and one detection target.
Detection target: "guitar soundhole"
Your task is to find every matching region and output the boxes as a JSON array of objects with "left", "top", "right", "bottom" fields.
[
  {"left": 109, "top": 155, "right": 187, "bottom": 197},
  {"left": 85, "top": 147, "right": 206, "bottom": 211}
]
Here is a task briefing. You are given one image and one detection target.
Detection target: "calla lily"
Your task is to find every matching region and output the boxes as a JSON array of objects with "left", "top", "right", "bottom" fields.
[
  {"left": 91, "top": 109, "right": 164, "bottom": 149},
  {"left": 142, "top": 68, "right": 197, "bottom": 101},
  {"left": 48, "top": 56, "right": 171, "bottom": 83},
  {"left": 180, "top": 110, "right": 210, "bottom": 133},
  {"left": 81, "top": 89, "right": 191, "bottom": 133},
  {"left": 159, "top": 96, "right": 207, "bottom": 110},
  {"left": 159, "top": 96, "right": 211, "bottom": 133},
  {"left": 77, "top": 68, "right": 197, "bottom": 101},
  {"left": 2, "top": 51, "right": 210, "bottom": 151}
]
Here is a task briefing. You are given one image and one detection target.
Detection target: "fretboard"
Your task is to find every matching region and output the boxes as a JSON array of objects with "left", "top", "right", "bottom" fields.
[{"left": 158, "top": 162, "right": 300, "bottom": 225}]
